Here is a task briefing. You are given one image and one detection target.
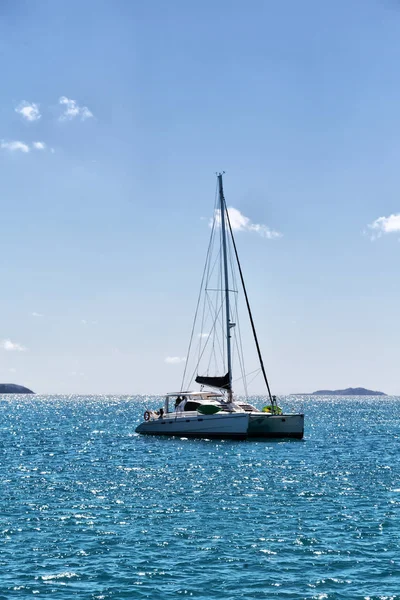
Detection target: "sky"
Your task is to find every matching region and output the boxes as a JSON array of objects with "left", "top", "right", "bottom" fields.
[{"left": 1, "top": 0, "right": 400, "bottom": 395}]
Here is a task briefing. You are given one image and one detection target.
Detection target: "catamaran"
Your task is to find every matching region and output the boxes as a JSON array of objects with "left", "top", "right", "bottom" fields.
[{"left": 136, "top": 174, "right": 304, "bottom": 440}]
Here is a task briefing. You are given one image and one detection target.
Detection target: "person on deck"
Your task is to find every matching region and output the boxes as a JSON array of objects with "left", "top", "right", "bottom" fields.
[{"left": 176, "top": 396, "right": 187, "bottom": 413}]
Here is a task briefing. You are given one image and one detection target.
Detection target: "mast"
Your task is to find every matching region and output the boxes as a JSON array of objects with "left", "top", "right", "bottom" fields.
[{"left": 218, "top": 173, "right": 233, "bottom": 401}]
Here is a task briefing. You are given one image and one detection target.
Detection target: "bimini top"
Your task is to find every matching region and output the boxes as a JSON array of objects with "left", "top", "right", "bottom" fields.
[{"left": 166, "top": 391, "right": 224, "bottom": 398}]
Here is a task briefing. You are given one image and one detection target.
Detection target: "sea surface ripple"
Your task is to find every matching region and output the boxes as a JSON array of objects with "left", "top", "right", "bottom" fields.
[{"left": 1, "top": 394, "right": 400, "bottom": 599}]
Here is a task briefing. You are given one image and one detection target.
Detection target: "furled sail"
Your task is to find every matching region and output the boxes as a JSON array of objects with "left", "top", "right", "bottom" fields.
[{"left": 195, "top": 372, "right": 231, "bottom": 391}]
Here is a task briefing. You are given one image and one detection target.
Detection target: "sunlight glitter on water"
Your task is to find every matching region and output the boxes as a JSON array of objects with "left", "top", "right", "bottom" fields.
[{"left": 0, "top": 395, "right": 400, "bottom": 598}]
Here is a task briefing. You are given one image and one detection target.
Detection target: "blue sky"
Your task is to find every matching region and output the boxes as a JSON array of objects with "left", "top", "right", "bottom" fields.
[{"left": 1, "top": 0, "right": 400, "bottom": 395}]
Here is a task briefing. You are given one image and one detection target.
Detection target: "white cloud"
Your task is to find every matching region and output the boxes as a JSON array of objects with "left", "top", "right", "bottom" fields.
[
  {"left": 1, "top": 339, "right": 27, "bottom": 352},
  {"left": 9, "top": 368, "right": 17, "bottom": 374},
  {"left": 59, "top": 96, "right": 93, "bottom": 121},
  {"left": 1, "top": 140, "right": 30, "bottom": 153},
  {"left": 80, "top": 107, "right": 93, "bottom": 120},
  {"left": 212, "top": 207, "right": 282, "bottom": 239},
  {"left": 198, "top": 332, "right": 209, "bottom": 338},
  {"left": 165, "top": 356, "right": 186, "bottom": 364},
  {"left": 15, "top": 101, "right": 41, "bottom": 122},
  {"left": 1, "top": 140, "right": 51, "bottom": 153},
  {"left": 32, "top": 312, "right": 43, "bottom": 317},
  {"left": 368, "top": 213, "right": 400, "bottom": 240}
]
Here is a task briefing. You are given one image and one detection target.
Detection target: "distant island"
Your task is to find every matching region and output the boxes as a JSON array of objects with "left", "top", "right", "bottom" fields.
[
  {"left": 310, "top": 387, "right": 386, "bottom": 396},
  {"left": 0, "top": 384, "right": 34, "bottom": 394}
]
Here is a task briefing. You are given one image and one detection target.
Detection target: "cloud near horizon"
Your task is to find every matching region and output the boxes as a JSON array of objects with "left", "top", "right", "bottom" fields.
[
  {"left": 15, "top": 101, "right": 41, "bottom": 122},
  {"left": 165, "top": 356, "right": 186, "bottom": 364},
  {"left": 1, "top": 339, "right": 27, "bottom": 352},
  {"left": 59, "top": 96, "right": 93, "bottom": 121},
  {"left": 212, "top": 207, "right": 282, "bottom": 239},
  {"left": 368, "top": 213, "right": 400, "bottom": 239}
]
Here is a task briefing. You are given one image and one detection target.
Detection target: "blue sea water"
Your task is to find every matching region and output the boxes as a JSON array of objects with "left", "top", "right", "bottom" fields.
[{"left": 1, "top": 395, "right": 400, "bottom": 599}]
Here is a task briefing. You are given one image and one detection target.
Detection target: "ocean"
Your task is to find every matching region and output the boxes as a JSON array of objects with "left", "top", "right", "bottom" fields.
[{"left": 1, "top": 394, "right": 399, "bottom": 599}]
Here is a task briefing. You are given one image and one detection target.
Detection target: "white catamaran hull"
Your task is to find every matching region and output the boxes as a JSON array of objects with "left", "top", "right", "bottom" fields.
[
  {"left": 247, "top": 413, "right": 304, "bottom": 439},
  {"left": 136, "top": 411, "right": 249, "bottom": 440}
]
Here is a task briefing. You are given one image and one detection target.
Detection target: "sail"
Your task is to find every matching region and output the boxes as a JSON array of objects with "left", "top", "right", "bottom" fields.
[{"left": 195, "top": 372, "right": 231, "bottom": 391}]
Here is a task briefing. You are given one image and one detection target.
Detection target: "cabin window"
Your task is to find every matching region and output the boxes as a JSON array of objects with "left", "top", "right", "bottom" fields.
[{"left": 184, "top": 401, "right": 201, "bottom": 411}]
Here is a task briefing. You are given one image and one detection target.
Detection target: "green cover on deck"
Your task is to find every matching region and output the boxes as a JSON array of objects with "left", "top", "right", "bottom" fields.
[{"left": 197, "top": 405, "right": 221, "bottom": 415}]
